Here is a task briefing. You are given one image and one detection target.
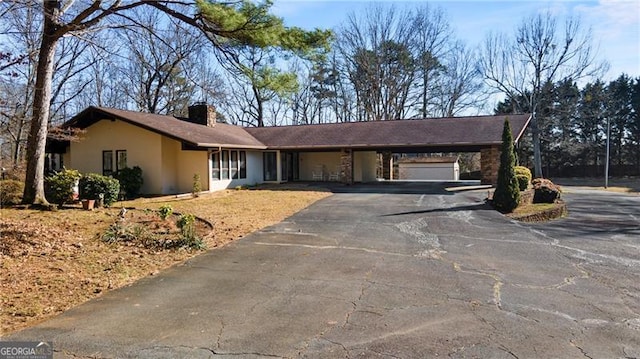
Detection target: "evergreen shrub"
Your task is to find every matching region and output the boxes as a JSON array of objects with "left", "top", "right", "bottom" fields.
[
  {"left": 492, "top": 119, "right": 520, "bottom": 213},
  {"left": 0, "top": 180, "right": 24, "bottom": 206},
  {"left": 44, "top": 169, "right": 81, "bottom": 206},
  {"left": 79, "top": 173, "right": 120, "bottom": 207},
  {"left": 115, "top": 166, "right": 143, "bottom": 199}
]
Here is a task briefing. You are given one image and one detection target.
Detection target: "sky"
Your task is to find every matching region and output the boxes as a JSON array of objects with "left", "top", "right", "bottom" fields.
[{"left": 271, "top": 0, "right": 640, "bottom": 82}]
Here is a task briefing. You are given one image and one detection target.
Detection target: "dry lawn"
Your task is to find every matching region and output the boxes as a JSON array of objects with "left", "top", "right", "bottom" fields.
[{"left": 0, "top": 185, "right": 330, "bottom": 335}]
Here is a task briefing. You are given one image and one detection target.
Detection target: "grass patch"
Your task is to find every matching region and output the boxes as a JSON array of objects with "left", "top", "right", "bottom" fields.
[
  {"left": 0, "top": 186, "right": 330, "bottom": 335},
  {"left": 507, "top": 201, "right": 567, "bottom": 222}
]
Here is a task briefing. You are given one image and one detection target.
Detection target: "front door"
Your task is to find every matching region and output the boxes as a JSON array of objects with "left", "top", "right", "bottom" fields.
[
  {"left": 282, "top": 152, "right": 299, "bottom": 182},
  {"left": 263, "top": 152, "right": 278, "bottom": 181}
]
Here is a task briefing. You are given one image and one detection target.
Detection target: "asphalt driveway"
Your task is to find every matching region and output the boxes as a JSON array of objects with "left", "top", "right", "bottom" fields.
[{"left": 6, "top": 183, "right": 640, "bottom": 358}]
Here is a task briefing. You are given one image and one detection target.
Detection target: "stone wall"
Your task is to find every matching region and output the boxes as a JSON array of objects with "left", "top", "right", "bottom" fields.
[
  {"left": 340, "top": 148, "right": 354, "bottom": 184},
  {"left": 381, "top": 151, "right": 393, "bottom": 180}
]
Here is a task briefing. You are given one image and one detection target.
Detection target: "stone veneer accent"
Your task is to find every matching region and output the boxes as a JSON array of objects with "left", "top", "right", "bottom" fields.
[
  {"left": 480, "top": 146, "right": 501, "bottom": 185},
  {"left": 340, "top": 148, "right": 354, "bottom": 184},
  {"left": 382, "top": 151, "right": 393, "bottom": 180}
]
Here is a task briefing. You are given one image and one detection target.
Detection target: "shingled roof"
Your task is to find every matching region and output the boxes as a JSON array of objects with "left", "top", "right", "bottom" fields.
[
  {"left": 63, "top": 107, "right": 530, "bottom": 152},
  {"left": 245, "top": 114, "right": 531, "bottom": 151},
  {"left": 64, "top": 106, "right": 266, "bottom": 149}
]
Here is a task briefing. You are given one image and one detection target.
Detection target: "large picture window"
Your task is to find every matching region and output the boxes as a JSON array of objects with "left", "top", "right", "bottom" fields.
[
  {"left": 221, "top": 150, "right": 229, "bottom": 179},
  {"left": 263, "top": 152, "right": 277, "bottom": 181},
  {"left": 231, "top": 151, "right": 238, "bottom": 179},
  {"left": 211, "top": 152, "right": 220, "bottom": 180},
  {"left": 239, "top": 151, "right": 247, "bottom": 179},
  {"left": 212, "top": 150, "right": 247, "bottom": 181},
  {"left": 102, "top": 150, "right": 113, "bottom": 176}
]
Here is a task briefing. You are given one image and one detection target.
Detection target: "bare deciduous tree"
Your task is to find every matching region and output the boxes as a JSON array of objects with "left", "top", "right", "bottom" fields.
[
  {"left": 412, "top": 4, "right": 451, "bottom": 118},
  {"left": 337, "top": 5, "right": 417, "bottom": 121},
  {"left": 431, "top": 41, "right": 486, "bottom": 117},
  {"left": 118, "top": 9, "right": 208, "bottom": 115},
  {"left": 478, "top": 11, "right": 607, "bottom": 177}
]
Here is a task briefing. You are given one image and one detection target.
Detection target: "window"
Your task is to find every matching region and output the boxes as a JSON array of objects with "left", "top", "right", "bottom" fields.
[
  {"left": 239, "top": 151, "right": 247, "bottom": 179},
  {"left": 231, "top": 151, "right": 238, "bottom": 179},
  {"left": 213, "top": 150, "right": 246, "bottom": 181},
  {"left": 221, "top": 150, "right": 229, "bottom": 179},
  {"left": 102, "top": 150, "right": 113, "bottom": 176},
  {"left": 263, "top": 152, "right": 277, "bottom": 181},
  {"left": 211, "top": 152, "right": 220, "bottom": 180},
  {"left": 116, "top": 150, "right": 127, "bottom": 171}
]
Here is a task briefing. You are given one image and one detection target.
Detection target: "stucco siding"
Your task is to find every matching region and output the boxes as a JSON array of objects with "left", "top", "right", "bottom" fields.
[
  {"left": 299, "top": 152, "right": 340, "bottom": 181},
  {"left": 354, "top": 151, "right": 377, "bottom": 182},
  {"left": 68, "top": 119, "right": 163, "bottom": 194},
  {"left": 246, "top": 151, "right": 264, "bottom": 185},
  {"left": 160, "top": 136, "right": 179, "bottom": 194},
  {"left": 176, "top": 149, "right": 209, "bottom": 193}
]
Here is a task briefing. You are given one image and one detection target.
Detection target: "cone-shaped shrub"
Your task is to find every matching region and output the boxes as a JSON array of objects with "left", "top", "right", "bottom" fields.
[{"left": 493, "top": 119, "right": 520, "bottom": 213}]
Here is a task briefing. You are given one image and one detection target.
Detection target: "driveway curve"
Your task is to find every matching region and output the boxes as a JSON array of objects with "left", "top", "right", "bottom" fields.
[{"left": 7, "top": 183, "right": 640, "bottom": 358}]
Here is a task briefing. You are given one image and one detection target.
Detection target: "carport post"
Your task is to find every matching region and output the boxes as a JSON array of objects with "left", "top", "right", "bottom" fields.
[
  {"left": 340, "top": 148, "right": 354, "bottom": 184},
  {"left": 382, "top": 151, "right": 393, "bottom": 180},
  {"left": 480, "top": 146, "right": 500, "bottom": 185}
]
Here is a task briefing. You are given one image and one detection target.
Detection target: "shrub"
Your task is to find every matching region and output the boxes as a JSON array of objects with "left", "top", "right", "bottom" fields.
[
  {"left": 0, "top": 179, "right": 24, "bottom": 206},
  {"left": 177, "top": 213, "right": 204, "bottom": 249},
  {"left": 158, "top": 205, "right": 173, "bottom": 220},
  {"left": 514, "top": 166, "right": 532, "bottom": 191},
  {"left": 115, "top": 166, "right": 143, "bottom": 199},
  {"left": 492, "top": 119, "right": 520, "bottom": 213},
  {"left": 102, "top": 222, "right": 157, "bottom": 247},
  {"left": 79, "top": 173, "right": 120, "bottom": 207},
  {"left": 44, "top": 169, "right": 81, "bottom": 206}
]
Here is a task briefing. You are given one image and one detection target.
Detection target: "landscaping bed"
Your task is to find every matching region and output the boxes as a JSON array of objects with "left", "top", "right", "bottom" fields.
[
  {"left": 507, "top": 201, "right": 568, "bottom": 222},
  {"left": 0, "top": 186, "right": 330, "bottom": 335}
]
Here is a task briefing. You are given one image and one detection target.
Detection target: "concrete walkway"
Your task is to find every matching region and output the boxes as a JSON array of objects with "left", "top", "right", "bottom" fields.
[{"left": 6, "top": 183, "right": 640, "bottom": 358}]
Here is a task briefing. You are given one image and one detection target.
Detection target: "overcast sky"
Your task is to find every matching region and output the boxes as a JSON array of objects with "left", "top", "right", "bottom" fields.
[{"left": 272, "top": 0, "right": 640, "bottom": 81}]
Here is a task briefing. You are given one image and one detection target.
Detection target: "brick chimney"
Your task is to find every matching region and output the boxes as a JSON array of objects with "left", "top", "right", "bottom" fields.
[{"left": 187, "top": 103, "right": 216, "bottom": 127}]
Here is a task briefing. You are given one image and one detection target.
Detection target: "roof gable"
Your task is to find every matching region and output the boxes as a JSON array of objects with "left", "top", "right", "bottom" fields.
[{"left": 64, "top": 107, "right": 266, "bottom": 149}]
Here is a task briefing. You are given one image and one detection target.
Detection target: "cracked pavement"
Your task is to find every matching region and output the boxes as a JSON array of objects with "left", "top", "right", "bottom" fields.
[{"left": 5, "top": 183, "right": 640, "bottom": 358}]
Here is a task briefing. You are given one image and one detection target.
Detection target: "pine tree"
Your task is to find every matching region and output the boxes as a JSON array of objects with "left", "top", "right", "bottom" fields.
[{"left": 493, "top": 119, "right": 520, "bottom": 213}]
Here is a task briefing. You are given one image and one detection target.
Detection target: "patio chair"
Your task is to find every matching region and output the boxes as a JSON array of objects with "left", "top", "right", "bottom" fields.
[
  {"left": 328, "top": 167, "right": 340, "bottom": 181},
  {"left": 312, "top": 165, "right": 324, "bottom": 181}
]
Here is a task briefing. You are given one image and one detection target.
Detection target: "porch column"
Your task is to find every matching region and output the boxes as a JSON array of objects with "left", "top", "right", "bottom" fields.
[
  {"left": 382, "top": 151, "right": 393, "bottom": 180},
  {"left": 340, "top": 148, "right": 354, "bottom": 184},
  {"left": 480, "top": 146, "right": 501, "bottom": 185}
]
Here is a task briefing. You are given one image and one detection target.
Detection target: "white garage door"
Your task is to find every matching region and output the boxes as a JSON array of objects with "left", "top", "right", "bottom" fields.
[{"left": 399, "top": 164, "right": 455, "bottom": 180}]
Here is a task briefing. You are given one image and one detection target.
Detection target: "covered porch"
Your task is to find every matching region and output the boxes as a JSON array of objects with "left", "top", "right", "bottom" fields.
[
  {"left": 274, "top": 144, "right": 501, "bottom": 185},
  {"left": 245, "top": 114, "right": 531, "bottom": 186}
]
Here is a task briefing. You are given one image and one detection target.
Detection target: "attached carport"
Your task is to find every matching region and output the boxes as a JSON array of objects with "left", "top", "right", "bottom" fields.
[{"left": 246, "top": 114, "right": 531, "bottom": 185}]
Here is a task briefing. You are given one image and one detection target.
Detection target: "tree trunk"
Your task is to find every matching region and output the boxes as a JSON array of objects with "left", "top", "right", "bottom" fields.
[
  {"left": 22, "top": 14, "right": 59, "bottom": 205},
  {"left": 252, "top": 84, "right": 264, "bottom": 127},
  {"left": 12, "top": 129, "right": 22, "bottom": 166},
  {"left": 531, "top": 113, "right": 543, "bottom": 178}
]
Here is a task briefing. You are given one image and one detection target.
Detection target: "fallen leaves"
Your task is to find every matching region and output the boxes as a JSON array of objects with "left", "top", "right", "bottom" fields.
[{"left": 0, "top": 186, "right": 330, "bottom": 335}]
